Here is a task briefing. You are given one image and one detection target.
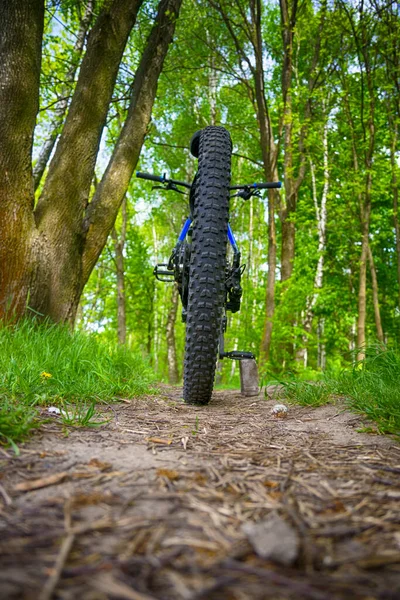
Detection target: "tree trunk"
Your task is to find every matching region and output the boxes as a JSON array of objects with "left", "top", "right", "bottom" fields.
[
  {"left": 279, "top": 0, "right": 298, "bottom": 283},
  {"left": 248, "top": 0, "right": 279, "bottom": 361},
  {"left": 357, "top": 115, "right": 374, "bottom": 357},
  {"left": 166, "top": 284, "right": 180, "bottom": 384},
  {"left": 15, "top": 0, "right": 181, "bottom": 326},
  {"left": 383, "top": 0, "right": 400, "bottom": 306},
  {"left": 152, "top": 222, "right": 159, "bottom": 372},
  {"left": 296, "top": 120, "right": 329, "bottom": 366},
  {"left": 340, "top": 3, "right": 376, "bottom": 362},
  {"left": 357, "top": 227, "right": 369, "bottom": 360},
  {"left": 33, "top": 0, "right": 94, "bottom": 191},
  {"left": 0, "top": 0, "right": 44, "bottom": 320},
  {"left": 208, "top": 37, "right": 218, "bottom": 126},
  {"left": 261, "top": 188, "right": 278, "bottom": 359},
  {"left": 82, "top": 0, "right": 183, "bottom": 286},
  {"left": 278, "top": 0, "right": 324, "bottom": 283},
  {"left": 317, "top": 318, "right": 326, "bottom": 370},
  {"left": 389, "top": 123, "right": 400, "bottom": 307},
  {"left": 111, "top": 197, "right": 127, "bottom": 345},
  {"left": 32, "top": 0, "right": 143, "bottom": 323},
  {"left": 367, "top": 244, "right": 384, "bottom": 343}
]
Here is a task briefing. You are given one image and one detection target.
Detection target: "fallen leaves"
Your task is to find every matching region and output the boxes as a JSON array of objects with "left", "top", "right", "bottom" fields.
[
  {"left": 14, "top": 458, "right": 116, "bottom": 492},
  {"left": 14, "top": 472, "right": 69, "bottom": 492},
  {"left": 156, "top": 469, "right": 180, "bottom": 481},
  {"left": 91, "top": 574, "right": 157, "bottom": 600},
  {"left": 3, "top": 390, "right": 400, "bottom": 600},
  {"left": 147, "top": 437, "right": 172, "bottom": 445},
  {"left": 88, "top": 458, "right": 112, "bottom": 471},
  {"left": 263, "top": 479, "right": 279, "bottom": 489}
]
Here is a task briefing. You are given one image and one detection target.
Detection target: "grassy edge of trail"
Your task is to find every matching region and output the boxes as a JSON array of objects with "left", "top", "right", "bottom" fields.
[
  {"left": 274, "top": 346, "right": 400, "bottom": 437},
  {"left": 0, "top": 320, "right": 155, "bottom": 450}
]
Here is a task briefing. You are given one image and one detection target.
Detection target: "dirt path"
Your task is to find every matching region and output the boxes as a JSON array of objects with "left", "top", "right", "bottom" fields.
[{"left": 1, "top": 387, "right": 400, "bottom": 599}]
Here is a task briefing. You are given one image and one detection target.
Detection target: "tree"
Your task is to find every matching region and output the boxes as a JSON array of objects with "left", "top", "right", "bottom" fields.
[
  {"left": 0, "top": 0, "right": 182, "bottom": 324},
  {"left": 33, "top": 0, "right": 95, "bottom": 190}
]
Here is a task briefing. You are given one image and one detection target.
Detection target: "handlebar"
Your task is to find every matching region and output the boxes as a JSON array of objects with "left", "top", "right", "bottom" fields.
[
  {"left": 136, "top": 171, "right": 191, "bottom": 190},
  {"left": 230, "top": 181, "right": 282, "bottom": 190},
  {"left": 136, "top": 171, "right": 282, "bottom": 192},
  {"left": 136, "top": 171, "right": 166, "bottom": 183}
]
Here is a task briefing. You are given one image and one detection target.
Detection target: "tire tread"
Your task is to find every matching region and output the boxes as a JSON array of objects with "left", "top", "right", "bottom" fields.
[{"left": 183, "top": 126, "right": 231, "bottom": 405}]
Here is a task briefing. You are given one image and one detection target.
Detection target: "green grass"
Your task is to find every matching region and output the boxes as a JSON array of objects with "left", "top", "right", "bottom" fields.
[
  {"left": 335, "top": 346, "right": 400, "bottom": 436},
  {"left": 274, "top": 346, "right": 400, "bottom": 437},
  {"left": 274, "top": 379, "right": 334, "bottom": 407},
  {"left": 0, "top": 320, "right": 155, "bottom": 448}
]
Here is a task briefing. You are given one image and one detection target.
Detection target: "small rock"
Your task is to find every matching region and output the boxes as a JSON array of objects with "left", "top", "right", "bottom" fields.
[
  {"left": 242, "top": 513, "right": 299, "bottom": 566},
  {"left": 47, "top": 406, "right": 61, "bottom": 415},
  {"left": 271, "top": 403, "right": 288, "bottom": 418}
]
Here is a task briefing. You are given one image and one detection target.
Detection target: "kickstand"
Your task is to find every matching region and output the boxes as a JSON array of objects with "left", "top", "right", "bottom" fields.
[{"left": 239, "top": 359, "right": 259, "bottom": 397}]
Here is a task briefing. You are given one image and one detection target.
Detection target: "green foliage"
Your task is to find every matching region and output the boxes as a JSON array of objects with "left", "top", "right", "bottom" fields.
[
  {"left": 0, "top": 320, "right": 155, "bottom": 447},
  {"left": 59, "top": 401, "right": 109, "bottom": 428},
  {"left": 0, "top": 399, "right": 39, "bottom": 453},
  {"left": 275, "top": 379, "right": 334, "bottom": 407},
  {"left": 37, "top": 1, "right": 400, "bottom": 391},
  {"left": 336, "top": 347, "right": 400, "bottom": 436}
]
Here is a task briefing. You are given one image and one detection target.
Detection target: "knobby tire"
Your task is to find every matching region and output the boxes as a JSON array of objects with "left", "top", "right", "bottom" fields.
[{"left": 183, "top": 126, "right": 232, "bottom": 405}]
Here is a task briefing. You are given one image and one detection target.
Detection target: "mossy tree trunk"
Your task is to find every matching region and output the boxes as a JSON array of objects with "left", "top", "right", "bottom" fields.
[
  {"left": 0, "top": 0, "right": 44, "bottom": 320},
  {"left": 0, "top": 0, "right": 182, "bottom": 325}
]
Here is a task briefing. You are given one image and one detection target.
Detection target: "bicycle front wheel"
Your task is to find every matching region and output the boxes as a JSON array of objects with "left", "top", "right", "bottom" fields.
[{"left": 183, "top": 126, "right": 232, "bottom": 405}]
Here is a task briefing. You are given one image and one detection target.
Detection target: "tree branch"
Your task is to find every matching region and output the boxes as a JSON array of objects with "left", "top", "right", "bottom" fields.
[{"left": 81, "top": 0, "right": 183, "bottom": 286}]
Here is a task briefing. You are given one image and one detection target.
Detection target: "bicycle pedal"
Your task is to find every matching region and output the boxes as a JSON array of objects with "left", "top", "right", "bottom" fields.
[
  {"left": 220, "top": 350, "right": 255, "bottom": 360},
  {"left": 153, "top": 264, "right": 174, "bottom": 282}
]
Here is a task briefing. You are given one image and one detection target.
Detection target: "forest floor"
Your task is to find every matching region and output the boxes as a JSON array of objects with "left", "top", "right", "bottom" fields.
[{"left": 1, "top": 386, "right": 400, "bottom": 600}]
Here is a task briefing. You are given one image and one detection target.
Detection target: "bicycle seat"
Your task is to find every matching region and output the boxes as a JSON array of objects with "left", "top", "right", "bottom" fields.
[{"left": 190, "top": 130, "right": 201, "bottom": 158}]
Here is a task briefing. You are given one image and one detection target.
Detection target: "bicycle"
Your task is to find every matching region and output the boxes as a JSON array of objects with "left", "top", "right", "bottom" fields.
[{"left": 137, "top": 126, "right": 281, "bottom": 405}]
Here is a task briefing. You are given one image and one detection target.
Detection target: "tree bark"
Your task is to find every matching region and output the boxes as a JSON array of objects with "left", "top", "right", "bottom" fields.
[
  {"left": 166, "top": 284, "right": 180, "bottom": 384},
  {"left": 248, "top": 0, "right": 279, "bottom": 361},
  {"left": 389, "top": 121, "right": 400, "bottom": 307},
  {"left": 261, "top": 190, "right": 278, "bottom": 359},
  {"left": 357, "top": 224, "right": 369, "bottom": 359},
  {"left": 152, "top": 223, "right": 159, "bottom": 372},
  {"left": 279, "top": 0, "right": 298, "bottom": 282},
  {"left": 33, "top": 0, "right": 94, "bottom": 191},
  {"left": 384, "top": 5, "right": 400, "bottom": 308},
  {"left": 296, "top": 119, "right": 329, "bottom": 366},
  {"left": 340, "top": 2, "right": 376, "bottom": 362},
  {"left": 111, "top": 197, "right": 127, "bottom": 345},
  {"left": 0, "top": 0, "right": 44, "bottom": 320},
  {"left": 367, "top": 244, "right": 384, "bottom": 343},
  {"left": 356, "top": 157, "right": 373, "bottom": 362},
  {"left": 356, "top": 40, "right": 375, "bottom": 361},
  {"left": 317, "top": 318, "right": 326, "bottom": 370},
  {"left": 13, "top": 0, "right": 181, "bottom": 327},
  {"left": 82, "top": 0, "right": 183, "bottom": 286},
  {"left": 32, "top": 0, "right": 143, "bottom": 323},
  {"left": 278, "top": 0, "right": 325, "bottom": 283}
]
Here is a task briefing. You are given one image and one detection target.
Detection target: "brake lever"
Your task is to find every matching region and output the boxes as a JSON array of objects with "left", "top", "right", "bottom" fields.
[
  {"left": 230, "top": 188, "right": 262, "bottom": 200},
  {"left": 151, "top": 183, "right": 186, "bottom": 195}
]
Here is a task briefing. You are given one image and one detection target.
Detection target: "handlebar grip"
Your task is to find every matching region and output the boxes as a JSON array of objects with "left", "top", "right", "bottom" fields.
[
  {"left": 136, "top": 171, "right": 165, "bottom": 183},
  {"left": 254, "top": 181, "right": 282, "bottom": 189}
]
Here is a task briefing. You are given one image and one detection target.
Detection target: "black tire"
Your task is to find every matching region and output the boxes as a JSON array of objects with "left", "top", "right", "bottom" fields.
[{"left": 183, "top": 126, "right": 232, "bottom": 405}]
